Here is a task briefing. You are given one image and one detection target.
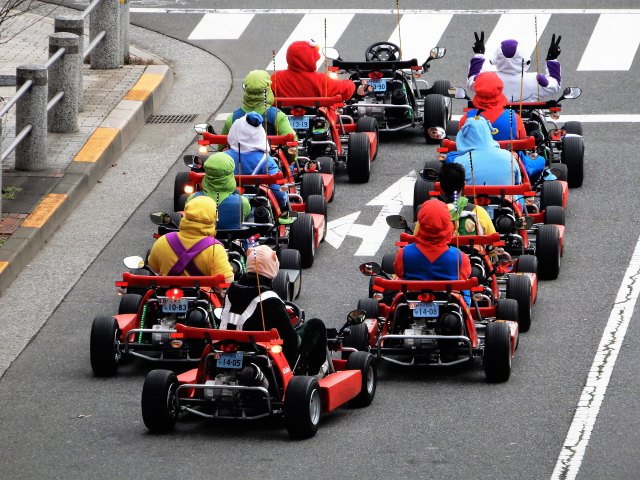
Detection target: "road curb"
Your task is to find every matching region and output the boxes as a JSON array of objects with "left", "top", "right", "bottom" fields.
[{"left": 0, "top": 64, "right": 174, "bottom": 294}]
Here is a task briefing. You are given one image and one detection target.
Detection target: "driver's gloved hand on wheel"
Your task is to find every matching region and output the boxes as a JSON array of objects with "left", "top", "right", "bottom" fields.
[
  {"left": 546, "top": 34, "right": 561, "bottom": 60},
  {"left": 356, "top": 84, "right": 373, "bottom": 96},
  {"left": 472, "top": 31, "right": 485, "bottom": 54}
]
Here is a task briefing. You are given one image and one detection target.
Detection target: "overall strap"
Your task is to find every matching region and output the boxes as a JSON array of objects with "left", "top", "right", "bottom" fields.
[
  {"left": 251, "top": 153, "right": 268, "bottom": 175},
  {"left": 167, "top": 233, "right": 215, "bottom": 276}
]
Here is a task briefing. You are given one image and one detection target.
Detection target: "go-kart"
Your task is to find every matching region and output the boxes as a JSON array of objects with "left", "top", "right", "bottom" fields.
[
  {"left": 447, "top": 86, "right": 584, "bottom": 187},
  {"left": 350, "top": 262, "right": 518, "bottom": 382},
  {"left": 326, "top": 43, "right": 451, "bottom": 142},
  {"left": 274, "top": 95, "right": 378, "bottom": 183},
  {"left": 149, "top": 211, "right": 303, "bottom": 302},
  {"left": 90, "top": 257, "right": 226, "bottom": 377},
  {"left": 141, "top": 309, "right": 377, "bottom": 438}
]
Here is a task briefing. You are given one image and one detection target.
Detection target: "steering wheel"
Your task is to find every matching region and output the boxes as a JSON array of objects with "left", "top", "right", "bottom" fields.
[
  {"left": 365, "top": 42, "right": 401, "bottom": 61},
  {"left": 284, "top": 301, "right": 304, "bottom": 329}
]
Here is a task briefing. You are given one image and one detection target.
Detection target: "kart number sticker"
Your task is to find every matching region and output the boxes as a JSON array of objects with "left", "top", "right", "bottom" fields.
[
  {"left": 368, "top": 79, "right": 387, "bottom": 92},
  {"left": 288, "top": 115, "right": 309, "bottom": 130},
  {"left": 162, "top": 298, "right": 188, "bottom": 314},
  {"left": 414, "top": 302, "right": 439, "bottom": 318},
  {"left": 486, "top": 206, "right": 495, "bottom": 220},
  {"left": 216, "top": 352, "right": 243, "bottom": 369}
]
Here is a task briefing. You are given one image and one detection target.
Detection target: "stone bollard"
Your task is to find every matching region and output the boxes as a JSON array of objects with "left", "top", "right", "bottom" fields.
[
  {"left": 48, "top": 33, "right": 80, "bottom": 133},
  {"left": 90, "top": 0, "right": 121, "bottom": 69},
  {"left": 120, "top": 0, "right": 130, "bottom": 61},
  {"left": 55, "top": 16, "right": 85, "bottom": 111},
  {"left": 16, "top": 65, "right": 48, "bottom": 171}
]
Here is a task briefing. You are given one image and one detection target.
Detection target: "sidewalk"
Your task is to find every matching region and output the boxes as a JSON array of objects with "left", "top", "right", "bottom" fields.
[{"left": 0, "top": 8, "right": 173, "bottom": 293}]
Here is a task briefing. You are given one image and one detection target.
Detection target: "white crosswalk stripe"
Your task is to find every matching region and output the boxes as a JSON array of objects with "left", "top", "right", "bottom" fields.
[
  {"left": 388, "top": 13, "right": 453, "bottom": 64},
  {"left": 188, "top": 13, "right": 255, "bottom": 40},
  {"left": 578, "top": 14, "right": 640, "bottom": 71}
]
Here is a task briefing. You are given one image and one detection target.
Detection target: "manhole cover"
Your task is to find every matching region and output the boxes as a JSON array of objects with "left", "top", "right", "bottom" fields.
[{"left": 146, "top": 114, "right": 198, "bottom": 124}]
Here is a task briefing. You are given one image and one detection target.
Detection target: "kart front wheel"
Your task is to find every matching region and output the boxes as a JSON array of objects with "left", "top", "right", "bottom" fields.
[
  {"left": 289, "top": 212, "right": 315, "bottom": 268},
  {"left": 563, "top": 121, "right": 583, "bottom": 136},
  {"left": 357, "top": 297, "right": 380, "bottom": 319},
  {"left": 516, "top": 255, "right": 538, "bottom": 274},
  {"left": 413, "top": 177, "right": 435, "bottom": 222},
  {"left": 545, "top": 205, "right": 565, "bottom": 226},
  {"left": 305, "top": 194, "right": 327, "bottom": 241},
  {"left": 141, "top": 369, "right": 179, "bottom": 433},
  {"left": 562, "top": 136, "right": 584, "bottom": 188},
  {"left": 483, "top": 321, "right": 512, "bottom": 382},
  {"left": 300, "top": 172, "right": 324, "bottom": 201},
  {"left": 279, "top": 248, "right": 302, "bottom": 299},
  {"left": 273, "top": 270, "right": 292, "bottom": 302},
  {"left": 173, "top": 172, "right": 189, "bottom": 212},
  {"left": 423, "top": 94, "right": 448, "bottom": 143},
  {"left": 549, "top": 162, "right": 568, "bottom": 182},
  {"left": 345, "top": 351, "right": 377, "bottom": 408},
  {"left": 536, "top": 224, "right": 561, "bottom": 280},
  {"left": 118, "top": 293, "right": 142, "bottom": 315},
  {"left": 381, "top": 253, "right": 396, "bottom": 276},
  {"left": 342, "top": 321, "right": 370, "bottom": 360},
  {"left": 284, "top": 376, "right": 322, "bottom": 439},
  {"left": 540, "top": 180, "right": 564, "bottom": 211},
  {"left": 316, "top": 157, "right": 335, "bottom": 202},
  {"left": 90, "top": 316, "right": 121, "bottom": 377},
  {"left": 506, "top": 276, "right": 531, "bottom": 332},
  {"left": 346, "top": 132, "right": 371, "bottom": 183},
  {"left": 356, "top": 116, "right": 379, "bottom": 160}
]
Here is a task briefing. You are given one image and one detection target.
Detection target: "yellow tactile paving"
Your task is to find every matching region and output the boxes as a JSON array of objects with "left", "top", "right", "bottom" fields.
[
  {"left": 123, "top": 73, "right": 164, "bottom": 102},
  {"left": 0, "top": 262, "right": 8, "bottom": 274},
  {"left": 22, "top": 194, "right": 67, "bottom": 228},
  {"left": 73, "top": 127, "right": 119, "bottom": 163}
]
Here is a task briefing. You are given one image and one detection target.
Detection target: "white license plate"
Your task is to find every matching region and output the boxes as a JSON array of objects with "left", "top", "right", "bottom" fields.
[
  {"left": 368, "top": 79, "right": 387, "bottom": 92},
  {"left": 486, "top": 205, "right": 496, "bottom": 220},
  {"left": 162, "top": 298, "right": 188, "bottom": 314},
  {"left": 413, "top": 302, "right": 439, "bottom": 318},
  {"left": 216, "top": 352, "right": 243, "bottom": 369},
  {"left": 289, "top": 116, "right": 309, "bottom": 129}
]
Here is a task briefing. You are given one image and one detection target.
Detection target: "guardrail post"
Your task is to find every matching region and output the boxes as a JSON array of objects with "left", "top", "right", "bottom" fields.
[
  {"left": 55, "top": 16, "right": 85, "bottom": 111},
  {"left": 48, "top": 33, "right": 80, "bottom": 133},
  {"left": 120, "top": 0, "right": 129, "bottom": 61},
  {"left": 16, "top": 65, "right": 47, "bottom": 171},
  {"left": 90, "top": 0, "right": 121, "bottom": 69}
]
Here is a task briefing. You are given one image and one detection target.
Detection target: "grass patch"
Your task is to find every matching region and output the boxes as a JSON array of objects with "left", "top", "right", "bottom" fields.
[{"left": 1, "top": 186, "right": 22, "bottom": 200}]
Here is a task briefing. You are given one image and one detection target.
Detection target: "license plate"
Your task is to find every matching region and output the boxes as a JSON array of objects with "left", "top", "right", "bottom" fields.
[
  {"left": 413, "top": 302, "right": 439, "bottom": 318},
  {"left": 162, "top": 298, "right": 188, "bottom": 314},
  {"left": 486, "top": 206, "right": 496, "bottom": 220},
  {"left": 288, "top": 116, "right": 309, "bottom": 129},
  {"left": 216, "top": 352, "right": 243, "bottom": 369},
  {"left": 368, "top": 79, "right": 387, "bottom": 92}
]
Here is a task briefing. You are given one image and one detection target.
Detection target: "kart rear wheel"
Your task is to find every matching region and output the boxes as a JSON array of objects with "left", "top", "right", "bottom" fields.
[
  {"left": 381, "top": 253, "right": 396, "bottom": 276},
  {"left": 423, "top": 94, "right": 448, "bottom": 143},
  {"left": 545, "top": 205, "right": 565, "bottom": 226},
  {"left": 176, "top": 194, "right": 189, "bottom": 212},
  {"left": 305, "top": 194, "right": 328, "bottom": 241},
  {"left": 540, "top": 180, "right": 564, "bottom": 211},
  {"left": 284, "top": 376, "right": 321, "bottom": 439},
  {"left": 563, "top": 121, "right": 583, "bottom": 136},
  {"left": 173, "top": 172, "right": 189, "bottom": 212},
  {"left": 506, "top": 276, "right": 532, "bottom": 332},
  {"left": 483, "top": 321, "right": 512, "bottom": 383},
  {"left": 273, "top": 270, "right": 292, "bottom": 302},
  {"left": 90, "top": 316, "right": 121, "bottom": 377},
  {"left": 549, "top": 162, "right": 568, "bottom": 182},
  {"left": 289, "top": 212, "right": 315, "bottom": 268},
  {"left": 300, "top": 173, "right": 324, "bottom": 201},
  {"left": 421, "top": 159, "right": 442, "bottom": 180},
  {"left": 536, "top": 224, "right": 561, "bottom": 280},
  {"left": 445, "top": 119, "right": 459, "bottom": 139},
  {"left": 118, "top": 293, "right": 142, "bottom": 315},
  {"left": 431, "top": 79, "right": 452, "bottom": 97},
  {"left": 141, "top": 369, "right": 179, "bottom": 433},
  {"left": 342, "top": 322, "right": 370, "bottom": 360},
  {"left": 316, "top": 157, "right": 335, "bottom": 202},
  {"left": 413, "top": 178, "right": 434, "bottom": 222},
  {"left": 516, "top": 255, "right": 538, "bottom": 274},
  {"left": 278, "top": 248, "right": 302, "bottom": 299},
  {"left": 357, "top": 297, "right": 380, "bottom": 319},
  {"left": 345, "top": 351, "right": 377, "bottom": 408},
  {"left": 346, "top": 132, "right": 371, "bottom": 183},
  {"left": 561, "top": 136, "right": 584, "bottom": 188},
  {"left": 356, "top": 116, "right": 379, "bottom": 160}
]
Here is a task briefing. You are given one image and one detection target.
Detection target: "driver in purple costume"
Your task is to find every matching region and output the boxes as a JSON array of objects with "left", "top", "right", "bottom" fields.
[{"left": 466, "top": 31, "right": 562, "bottom": 102}]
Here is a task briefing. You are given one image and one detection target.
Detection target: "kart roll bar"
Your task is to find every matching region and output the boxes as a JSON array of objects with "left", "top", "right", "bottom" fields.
[
  {"left": 332, "top": 59, "right": 419, "bottom": 71},
  {"left": 118, "top": 273, "right": 226, "bottom": 288},
  {"left": 441, "top": 136, "right": 535, "bottom": 152},
  {"left": 274, "top": 95, "right": 343, "bottom": 108},
  {"left": 187, "top": 171, "right": 287, "bottom": 185},
  {"left": 175, "top": 324, "right": 282, "bottom": 343},
  {"left": 373, "top": 277, "right": 478, "bottom": 291},
  {"left": 201, "top": 132, "right": 297, "bottom": 146},
  {"left": 398, "top": 233, "right": 501, "bottom": 246},
  {"left": 506, "top": 101, "right": 557, "bottom": 109},
  {"left": 429, "top": 182, "right": 534, "bottom": 196}
]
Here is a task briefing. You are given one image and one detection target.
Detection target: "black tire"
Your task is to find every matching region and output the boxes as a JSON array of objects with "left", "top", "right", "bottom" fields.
[
  {"left": 368, "top": 276, "right": 376, "bottom": 299},
  {"left": 421, "top": 159, "right": 442, "bottom": 180},
  {"left": 127, "top": 268, "right": 151, "bottom": 296},
  {"left": 356, "top": 116, "right": 379, "bottom": 160},
  {"left": 413, "top": 177, "right": 434, "bottom": 222},
  {"left": 141, "top": 369, "right": 179, "bottom": 433},
  {"left": 300, "top": 173, "right": 324, "bottom": 201},
  {"left": 445, "top": 119, "right": 459, "bottom": 139},
  {"left": 283, "top": 376, "right": 322, "bottom": 439},
  {"left": 346, "top": 132, "right": 371, "bottom": 183},
  {"left": 316, "top": 157, "right": 335, "bottom": 202},
  {"left": 289, "top": 212, "right": 315, "bottom": 268},
  {"left": 306, "top": 194, "right": 327, "bottom": 241},
  {"left": 561, "top": 136, "right": 584, "bottom": 188},
  {"left": 173, "top": 172, "right": 189, "bottom": 212},
  {"left": 516, "top": 255, "right": 538, "bottom": 274},
  {"left": 545, "top": 205, "right": 565, "bottom": 226},
  {"left": 563, "top": 121, "right": 583, "bottom": 136},
  {"left": 357, "top": 297, "right": 380, "bottom": 319},
  {"left": 381, "top": 253, "right": 396, "bottom": 276},
  {"left": 279, "top": 248, "right": 302, "bottom": 271},
  {"left": 549, "top": 162, "right": 568, "bottom": 182},
  {"left": 483, "top": 321, "right": 512, "bottom": 382},
  {"left": 506, "top": 276, "right": 532, "bottom": 332},
  {"left": 540, "top": 180, "right": 564, "bottom": 211},
  {"left": 431, "top": 79, "right": 452, "bottom": 97},
  {"left": 273, "top": 270, "right": 291, "bottom": 301},
  {"left": 90, "top": 316, "right": 121, "bottom": 377},
  {"left": 496, "top": 298, "right": 519, "bottom": 322},
  {"left": 345, "top": 351, "right": 377, "bottom": 407},
  {"left": 536, "top": 224, "right": 561, "bottom": 280},
  {"left": 118, "top": 293, "right": 142, "bottom": 315},
  {"left": 423, "top": 94, "right": 447, "bottom": 143},
  {"left": 342, "top": 322, "right": 370, "bottom": 359},
  {"left": 176, "top": 194, "right": 188, "bottom": 213}
]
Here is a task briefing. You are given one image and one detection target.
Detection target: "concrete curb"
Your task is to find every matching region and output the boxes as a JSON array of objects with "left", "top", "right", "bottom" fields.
[{"left": 0, "top": 64, "right": 174, "bottom": 294}]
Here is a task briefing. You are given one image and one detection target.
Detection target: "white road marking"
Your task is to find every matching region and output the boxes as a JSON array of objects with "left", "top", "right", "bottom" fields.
[
  {"left": 578, "top": 14, "right": 640, "bottom": 71},
  {"left": 188, "top": 13, "right": 254, "bottom": 40},
  {"left": 388, "top": 13, "right": 452, "bottom": 64},
  {"left": 215, "top": 113, "right": 230, "bottom": 121},
  {"left": 325, "top": 211, "right": 361, "bottom": 250},
  {"left": 451, "top": 114, "right": 640, "bottom": 123},
  {"left": 131, "top": 8, "right": 640, "bottom": 15},
  {"left": 552, "top": 235, "right": 640, "bottom": 480},
  {"left": 267, "top": 13, "right": 354, "bottom": 71},
  {"left": 484, "top": 13, "right": 551, "bottom": 70}
]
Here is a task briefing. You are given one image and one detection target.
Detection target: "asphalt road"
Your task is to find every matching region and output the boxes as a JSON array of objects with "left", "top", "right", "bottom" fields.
[{"left": 1, "top": 2, "right": 640, "bottom": 479}]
